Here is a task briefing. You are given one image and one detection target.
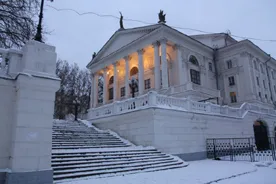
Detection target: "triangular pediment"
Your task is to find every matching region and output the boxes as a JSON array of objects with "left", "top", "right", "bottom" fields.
[{"left": 92, "top": 24, "right": 161, "bottom": 63}]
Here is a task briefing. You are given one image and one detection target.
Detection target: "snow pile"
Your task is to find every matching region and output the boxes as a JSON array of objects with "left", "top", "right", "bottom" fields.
[
  {"left": 254, "top": 161, "right": 275, "bottom": 168},
  {"left": 62, "top": 160, "right": 259, "bottom": 184}
]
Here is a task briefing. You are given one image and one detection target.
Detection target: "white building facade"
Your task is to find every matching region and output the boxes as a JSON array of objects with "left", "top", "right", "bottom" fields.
[
  {"left": 86, "top": 22, "right": 276, "bottom": 160},
  {"left": 87, "top": 24, "right": 276, "bottom": 108}
]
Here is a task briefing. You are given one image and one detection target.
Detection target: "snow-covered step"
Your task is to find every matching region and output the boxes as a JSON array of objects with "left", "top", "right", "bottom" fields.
[
  {"left": 52, "top": 149, "right": 160, "bottom": 157},
  {"left": 52, "top": 152, "right": 164, "bottom": 163},
  {"left": 54, "top": 158, "right": 175, "bottom": 175},
  {"left": 54, "top": 160, "right": 185, "bottom": 181},
  {"left": 52, "top": 141, "right": 124, "bottom": 145},
  {"left": 52, "top": 120, "right": 186, "bottom": 182},
  {"left": 52, "top": 145, "right": 129, "bottom": 150},
  {"left": 52, "top": 155, "right": 169, "bottom": 168}
]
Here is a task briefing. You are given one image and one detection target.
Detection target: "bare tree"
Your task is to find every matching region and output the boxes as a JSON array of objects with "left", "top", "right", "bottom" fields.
[{"left": 0, "top": 0, "right": 39, "bottom": 48}]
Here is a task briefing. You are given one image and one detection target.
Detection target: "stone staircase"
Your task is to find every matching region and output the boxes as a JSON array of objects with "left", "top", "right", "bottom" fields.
[{"left": 52, "top": 120, "right": 187, "bottom": 183}]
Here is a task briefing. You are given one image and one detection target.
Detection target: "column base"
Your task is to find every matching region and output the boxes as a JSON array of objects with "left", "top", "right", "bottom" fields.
[{"left": 5, "top": 170, "right": 53, "bottom": 184}]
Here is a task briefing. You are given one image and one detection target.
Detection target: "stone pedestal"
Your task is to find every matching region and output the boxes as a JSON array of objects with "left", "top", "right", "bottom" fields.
[{"left": 0, "top": 40, "right": 60, "bottom": 184}]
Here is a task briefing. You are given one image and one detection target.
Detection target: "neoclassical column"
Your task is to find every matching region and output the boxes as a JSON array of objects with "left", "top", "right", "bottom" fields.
[
  {"left": 124, "top": 56, "right": 130, "bottom": 97},
  {"left": 103, "top": 67, "right": 108, "bottom": 104},
  {"left": 160, "top": 38, "right": 168, "bottom": 88},
  {"left": 90, "top": 74, "right": 94, "bottom": 108},
  {"left": 113, "top": 62, "right": 118, "bottom": 101},
  {"left": 138, "top": 49, "right": 145, "bottom": 95},
  {"left": 153, "top": 41, "right": 161, "bottom": 90},
  {"left": 175, "top": 44, "right": 185, "bottom": 85},
  {"left": 93, "top": 73, "right": 98, "bottom": 107}
]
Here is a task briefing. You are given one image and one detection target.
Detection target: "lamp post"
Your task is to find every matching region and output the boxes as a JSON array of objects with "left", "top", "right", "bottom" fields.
[
  {"left": 129, "top": 77, "right": 138, "bottom": 98},
  {"left": 34, "top": 0, "right": 54, "bottom": 42}
]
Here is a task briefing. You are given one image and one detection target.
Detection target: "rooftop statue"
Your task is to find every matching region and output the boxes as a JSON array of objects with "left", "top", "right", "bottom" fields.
[
  {"left": 158, "top": 10, "right": 166, "bottom": 24},
  {"left": 119, "top": 11, "right": 124, "bottom": 29},
  {"left": 92, "top": 52, "right": 97, "bottom": 59}
]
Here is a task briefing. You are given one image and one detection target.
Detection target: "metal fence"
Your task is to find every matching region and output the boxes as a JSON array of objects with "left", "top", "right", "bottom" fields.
[{"left": 206, "top": 137, "right": 276, "bottom": 162}]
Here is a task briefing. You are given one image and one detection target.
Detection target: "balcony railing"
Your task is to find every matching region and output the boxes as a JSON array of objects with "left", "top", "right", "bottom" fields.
[{"left": 87, "top": 91, "right": 276, "bottom": 120}]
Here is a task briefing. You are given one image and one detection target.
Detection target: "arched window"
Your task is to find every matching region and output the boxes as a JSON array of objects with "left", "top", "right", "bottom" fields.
[
  {"left": 253, "top": 120, "right": 270, "bottom": 151},
  {"left": 130, "top": 67, "right": 138, "bottom": 76},
  {"left": 109, "top": 76, "right": 114, "bottom": 85},
  {"left": 189, "top": 55, "right": 199, "bottom": 66}
]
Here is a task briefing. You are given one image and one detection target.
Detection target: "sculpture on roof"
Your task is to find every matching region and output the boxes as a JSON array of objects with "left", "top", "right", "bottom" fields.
[
  {"left": 158, "top": 10, "right": 166, "bottom": 24},
  {"left": 119, "top": 11, "right": 124, "bottom": 29},
  {"left": 92, "top": 52, "right": 97, "bottom": 59}
]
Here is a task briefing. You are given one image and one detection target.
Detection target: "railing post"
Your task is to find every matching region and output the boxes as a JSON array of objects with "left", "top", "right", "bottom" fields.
[
  {"left": 206, "top": 103, "right": 211, "bottom": 112},
  {"left": 249, "top": 138, "right": 255, "bottom": 162},
  {"left": 113, "top": 101, "right": 118, "bottom": 115},
  {"left": 270, "top": 137, "right": 276, "bottom": 161},
  {"left": 148, "top": 91, "right": 157, "bottom": 107},
  {"left": 230, "top": 139, "right": 234, "bottom": 161},
  {"left": 213, "top": 139, "right": 217, "bottom": 160}
]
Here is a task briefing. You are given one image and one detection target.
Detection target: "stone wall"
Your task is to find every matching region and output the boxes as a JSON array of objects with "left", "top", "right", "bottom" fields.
[
  {"left": 0, "top": 79, "right": 15, "bottom": 169},
  {"left": 92, "top": 105, "right": 276, "bottom": 161},
  {"left": 0, "top": 41, "right": 60, "bottom": 184}
]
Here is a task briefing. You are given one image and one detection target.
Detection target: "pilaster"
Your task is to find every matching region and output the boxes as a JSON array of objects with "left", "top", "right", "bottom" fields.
[
  {"left": 138, "top": 49, "right": 145, "bottom": 95},
  {"left": 153, "top": 41, "right": 161, "bottom": 90},
  {"left": 160, "top": 38, "right": 168, "bottom": 88}
]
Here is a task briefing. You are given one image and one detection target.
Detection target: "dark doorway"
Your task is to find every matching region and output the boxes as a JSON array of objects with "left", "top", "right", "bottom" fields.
[{"left": 253, "top": 120, "right": 270, "bottom": 151}]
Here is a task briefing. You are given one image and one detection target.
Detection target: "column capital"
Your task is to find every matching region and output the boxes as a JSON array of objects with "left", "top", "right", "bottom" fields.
[
  {"left": 152, "top": 41, "right": 160, "bottom": 47},
  {"left": 137, "top": 49, "right": 145, "bottom": 55},
  {"left": 123, "top": 55, "right": 132, "bottom": 61},
  {"left": 103, "top": 66, "right": 108, "bottom": 72},
  {"left": 113, "top": 61, "right": 119, "bottom": 67},
  {"left": 173, "top": 44, "right": 181, "bottom": 50},
  {"left": 159, "top": 38, "right": 168, "bottom": 44}
]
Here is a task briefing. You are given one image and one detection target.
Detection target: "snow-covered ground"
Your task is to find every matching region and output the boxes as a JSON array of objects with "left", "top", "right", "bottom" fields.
[{"left": 60, "top": 160, "right": 276, "bottom": 184}]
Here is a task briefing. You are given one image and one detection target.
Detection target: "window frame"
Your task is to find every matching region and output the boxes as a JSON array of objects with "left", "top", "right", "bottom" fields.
[
  {"left": 144, "top": 79, "right": 151, "bottom": 90},
  {"left": 190, "top": 69, "right": 201, "bottom": 85},
  {"left": 228, "top": 76, "right": 235, "bottom": 86},
  {"left": 109, "top": 76, "right": 114, "bottom": 85},
  {"left": 227, "top": 60, "right": 232, "bottom": 69},
  {"left": 230, "top": 92, "right": 237, "bottom": 103},
  {"left": 120, "top": 87, "right": 125, "bottom": 97},
  {"left": 108, "top": 87, "right": 114, "bottom": 100},
  {"left": 208, "top": 62, "right": 213, "bottom": 71},
  {"left": 189, "top": 55, "right": 199, "bottom": 66}
]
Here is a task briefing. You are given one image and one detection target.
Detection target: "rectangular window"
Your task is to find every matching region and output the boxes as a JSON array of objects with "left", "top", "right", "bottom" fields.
[
  {"left": 227, "top": 60, "right": 232, "bottom": 69},
  {"left": 190, "top": 69, "right": 201, "bottom": 85},
  {"left": 274, "top": 85, "right": 276, "bottom": 93},
  {"left": 108, "top": 88, "right": 113, "bottom": 100},
  {"left": 263, "top": 80, "right": 266, "bottom": 89},
  {"left": 230, "top": 92, "right": 237, "bottom": 103},
  {"left": 120, "top": 87, "right": 125, "bottom": 97},
  {"left": 265, "top": 94, "right": 268, "bottom": 99},
  {"left": 208, "top": 62, "right": 213, "bottom": 71},
  {"left": 272, "top": 71, "right": 275, "bottom": 79},
  {"left": 259, "top": 92, "right": 262, "bottom": 98},
  {"left": 254, "top": 61, "right": 258, "bottom": 70},
  {"left": 256, "top": 77, "right": 259, "bottom": 86},
  {"left": 144, "top": 79, "right": 151, "bottom": 90},
  {"left": 260, "top": 64, "right": 264, "bottom": 73},
  {"left": 228, "top": 76, "right": 235, "bottom": 86}
]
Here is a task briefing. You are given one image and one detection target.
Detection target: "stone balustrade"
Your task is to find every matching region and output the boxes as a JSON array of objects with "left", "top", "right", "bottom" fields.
[{"left": 87, "top": 91, "right": 276, "bottom": 120}]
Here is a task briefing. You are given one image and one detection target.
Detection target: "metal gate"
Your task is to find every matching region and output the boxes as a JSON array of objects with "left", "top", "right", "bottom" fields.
[{"left": 206, "top": 137, "right": 276, "bottom": 162}]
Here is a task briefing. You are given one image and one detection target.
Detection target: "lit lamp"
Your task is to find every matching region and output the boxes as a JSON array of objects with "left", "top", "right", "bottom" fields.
[{"left": 128, "top": 76, "right": 138, "bottom": 98}]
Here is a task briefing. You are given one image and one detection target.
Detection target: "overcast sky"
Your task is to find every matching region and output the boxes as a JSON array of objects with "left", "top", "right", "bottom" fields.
[{"left": 44, "top": 0, "right": 276, "bottom": 69}]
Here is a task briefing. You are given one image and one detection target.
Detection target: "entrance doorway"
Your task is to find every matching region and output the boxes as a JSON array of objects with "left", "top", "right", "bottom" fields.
[{"left": 253, "top": 120, "right": 270, "bottom": 151}]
